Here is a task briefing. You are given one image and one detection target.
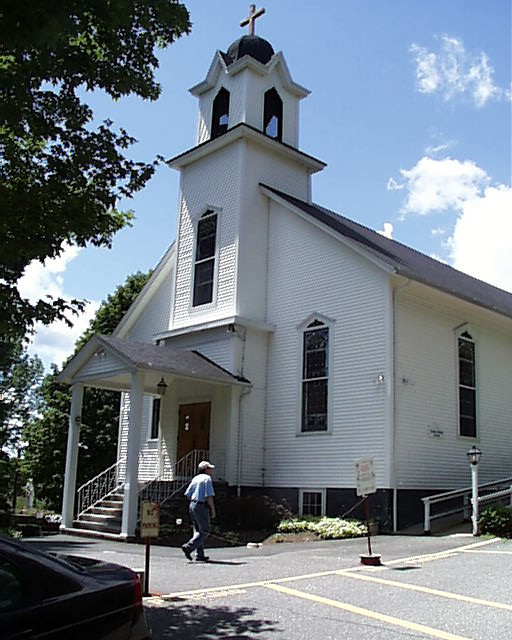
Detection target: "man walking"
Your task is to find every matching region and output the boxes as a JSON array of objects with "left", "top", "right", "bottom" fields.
[{"left": 181, "top": 460, "right": 216, "bottom": 562}]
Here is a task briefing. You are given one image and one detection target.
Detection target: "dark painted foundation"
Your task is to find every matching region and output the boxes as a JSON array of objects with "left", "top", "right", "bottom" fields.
[{"left": 228, "top": 486, "right": 448, "bottom": 532}]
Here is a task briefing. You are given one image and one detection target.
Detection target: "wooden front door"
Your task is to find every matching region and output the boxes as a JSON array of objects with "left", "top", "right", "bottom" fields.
[{"left": 177, "top": 402, "right": 211, "bottom": 460}]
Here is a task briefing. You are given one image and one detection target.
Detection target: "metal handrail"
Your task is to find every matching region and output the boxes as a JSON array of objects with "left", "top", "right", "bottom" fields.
[
  {"left": 478, "top": 486, "right": 512, "bottom": 507},
  {"left": 77, "top": 448, "right": 210, "bottom": 524},
  {"left": 422, "top": 476, "right": 512, "bottom": 533},
  {"left": 77, "top": 458, "right": 125, "bottom": 516},
  {"left": 77, "top": 448, "right": 161, "bottom": 516},
  {"left": 138, "top": 449, "right": 209, "bottom": 515}
]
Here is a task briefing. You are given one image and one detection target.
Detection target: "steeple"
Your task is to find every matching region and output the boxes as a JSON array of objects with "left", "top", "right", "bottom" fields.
[{"left": 189, "top": 7, "right": 310, "bottom": 148}]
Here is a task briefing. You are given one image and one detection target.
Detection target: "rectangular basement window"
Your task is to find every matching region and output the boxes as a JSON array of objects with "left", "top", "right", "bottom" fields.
[{"left": 299, "top": 489, "right": 325, "bottom": 517}]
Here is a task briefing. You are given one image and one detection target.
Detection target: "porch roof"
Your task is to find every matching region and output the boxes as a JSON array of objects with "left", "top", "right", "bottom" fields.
[{"left": 58, "top": 334, "right": 251, "bottom": 389}]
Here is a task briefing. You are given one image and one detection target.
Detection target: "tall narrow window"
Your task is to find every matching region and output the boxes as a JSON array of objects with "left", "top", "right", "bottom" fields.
[
  {"left": 458, "top": 330, "right": 477, "bottom": 438},
  {"left": 150, "top": 397, "right": 161, "bottom": 440},
  {"left": 193, "top": 210, "right": 217, "bottom": 306},
  {"left": 263, "top": 88, "right": 283, "bottom": 140},
  {"left": 302, "top": 320, "right": 329, "bottom": 432},
  {"left": 211, "top": 87, "right": 230, "bottom": 139}
]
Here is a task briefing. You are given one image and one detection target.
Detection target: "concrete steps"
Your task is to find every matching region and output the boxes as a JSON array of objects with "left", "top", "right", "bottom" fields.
[{"left": 73, "top": 489, "right": 124, "bottom": 535}]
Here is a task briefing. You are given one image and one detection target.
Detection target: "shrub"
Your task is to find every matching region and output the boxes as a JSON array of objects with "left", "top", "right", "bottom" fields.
[
  {"left": 277, "top": 516, "right": 366, "bottom": 540},
  {"left": 479, "top": 505, "right": 512, "bottom": 538}
]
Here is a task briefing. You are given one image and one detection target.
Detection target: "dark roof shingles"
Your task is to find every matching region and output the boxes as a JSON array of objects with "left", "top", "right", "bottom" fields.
[{"left": 99, "top": 335, "right": 249, "bottom": 384}]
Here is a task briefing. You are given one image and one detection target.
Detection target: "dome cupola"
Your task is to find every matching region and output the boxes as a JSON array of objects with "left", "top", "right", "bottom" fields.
[{"left": 224, "top": 34, "right": 275, "bottom": 66}]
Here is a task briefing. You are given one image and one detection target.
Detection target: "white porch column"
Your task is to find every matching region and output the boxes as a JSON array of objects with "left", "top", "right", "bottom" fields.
[
  {"left": 61, "top": 383, "right": 84, "bottom": 529},
  {"left": 121, "top": 371, "right": 144, "bottom": 537}
]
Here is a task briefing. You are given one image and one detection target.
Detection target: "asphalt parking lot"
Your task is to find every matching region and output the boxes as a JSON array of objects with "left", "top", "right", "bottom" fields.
[{"left": 29, "top": 532, "right": 512, "bottom": 639}]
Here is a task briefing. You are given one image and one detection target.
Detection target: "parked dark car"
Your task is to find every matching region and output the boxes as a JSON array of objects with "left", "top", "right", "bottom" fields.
[{"left": 0, "top": 535, "right": 151, "bottom": 639}]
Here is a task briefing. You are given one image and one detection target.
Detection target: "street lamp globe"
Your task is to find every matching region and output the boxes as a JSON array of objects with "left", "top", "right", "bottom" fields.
[{"left": 467, "top": 445, "right": 482, "bottom": 466}]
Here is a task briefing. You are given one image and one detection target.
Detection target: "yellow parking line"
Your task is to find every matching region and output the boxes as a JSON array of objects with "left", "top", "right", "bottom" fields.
[
  {"left": 383, "top": 537, "right": 499, "bottom": 568},
  {"left": 159, "top": 569, "right": 340, "bottom": 600},
  {"left": 336, "top": 570, "right": 512, "bottom": 611},
  {"left": 460, "top": 549, "right": 512, "bottom": 555},
  {"left": 264, "top": 583, "right": 470, "bottom": 640},
  {"left": 158, "top": 537, "right": 500, "bottom": 600}
]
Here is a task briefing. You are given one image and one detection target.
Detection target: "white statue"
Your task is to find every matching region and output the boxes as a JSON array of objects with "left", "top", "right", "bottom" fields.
[{"left": 25, "top": 478, "right": 34, "bottom": 509}]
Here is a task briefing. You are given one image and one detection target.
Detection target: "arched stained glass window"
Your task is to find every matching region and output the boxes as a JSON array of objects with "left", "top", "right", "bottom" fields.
[
  {"left": 302, "top": 320, "right": 329, "bottom": 432},
  {"left": 458, "top": 330, "right": 477, "bottom": 437}
]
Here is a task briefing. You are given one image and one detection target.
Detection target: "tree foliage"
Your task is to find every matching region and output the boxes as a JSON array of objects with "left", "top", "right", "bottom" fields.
[
  {"left": 23, "top": 270, "right": 151, "bottom": 509},
  {"left": 0, "top": 343, "right": 44, "bottom": 453},
  {"left": 0, "top": 342, "right": 44, "bottom": 516},
  {"left": 0, "top": 1, "right": 190, "bottom": 355}
]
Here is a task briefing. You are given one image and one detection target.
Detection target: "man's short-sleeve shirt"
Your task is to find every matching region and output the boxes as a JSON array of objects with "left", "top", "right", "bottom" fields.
[{"left": 185, "top": 473, "right": 215, "bottom": 502}]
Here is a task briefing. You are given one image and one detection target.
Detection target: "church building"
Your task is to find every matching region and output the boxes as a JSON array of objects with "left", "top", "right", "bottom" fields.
[{"left": 59, "top": 12, "right": 512, "bottom": 538}]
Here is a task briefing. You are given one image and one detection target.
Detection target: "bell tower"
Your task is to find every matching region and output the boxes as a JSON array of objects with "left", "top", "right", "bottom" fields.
[
  {"left": 189, "top": 5, "right": 310, "bottom": 148},
  {"left": 168, "top": 7, "right": 325, "bottom": 331}
]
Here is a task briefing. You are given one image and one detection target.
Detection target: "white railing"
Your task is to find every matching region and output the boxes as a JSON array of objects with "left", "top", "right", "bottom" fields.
[
  {"left": 478, "top": 486, "right": 512, "bottom": 509},
  {"left": 77, "top": 449, "right": 209, "bottom": 521},
  {"left": 77, "top": 449, "right": 159, "bottom": 516},
  {"left": 77, "top": 459, "right": 125, "bottom": 516},
  {"left": 138, "top": 449, "right": 209, "bottom": 511},
  {"left": 422, "top": 477, "right": 512, "bottom": 534}
]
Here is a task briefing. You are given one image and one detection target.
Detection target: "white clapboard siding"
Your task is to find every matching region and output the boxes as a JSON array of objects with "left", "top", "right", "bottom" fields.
[
  {"left": 168, "top": 329, "right": 233, "bottom": 373},
  {"left": 237, "top": 144, "right": 310, "bottom": 323},
  {"left": 239, "top": 330, "right": 269, "bottom": 486},
  {"left": 79, "top": 350, "right": 125, "bottom": 378},
  {"left": 126, "top": 273, "right": 173, "bottom": 342},
  {"left": 117, "top": 393, "right": 158, "bottom": 481},
  {"left": 394, "top": 288, "right": 512, "bottom": 489},
  {"left": 172, "top": 143, "right": 242, "bottom": 329},
  {"left": 264, "top": 200, "right": 390, "bottom": 488}
]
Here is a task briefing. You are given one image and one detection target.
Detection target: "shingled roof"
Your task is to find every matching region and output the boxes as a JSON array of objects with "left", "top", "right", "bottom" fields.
[
  {"left": 262, "top": 184, "right": 512, "bottom": 321},
  {"left": 59, "top": 334, "right": 250, "bottom": 386}
]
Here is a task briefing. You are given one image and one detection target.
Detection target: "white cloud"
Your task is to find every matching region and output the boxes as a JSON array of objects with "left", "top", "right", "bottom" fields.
[
  {"left": 449, "top": 185, "right": 512, "bottom": 293},
  {"left": 378, "top": 222, "right": 394, "bottom": 239},
  {"left": 410, "top": 36, "right": 506, "bottom": 107},
  {"left": 389, "top": 156, "right": 512, "bottom": 293},
  {"left": 393, "top": 156, "right": 489, "bottom": 216},
  {"left": 387, "top": 177, "right": 404, "bottom": 191},
  {"left": 425, "top": 142, "right": 453, "bottom": 156},
  {"left": 18, "top": 245, "right": 100, "bottom": 370}
]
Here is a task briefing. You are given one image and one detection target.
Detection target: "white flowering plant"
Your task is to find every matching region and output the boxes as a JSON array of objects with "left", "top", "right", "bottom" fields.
[{"left": 277, "top": 516, "right": 367, "bottom": 539}]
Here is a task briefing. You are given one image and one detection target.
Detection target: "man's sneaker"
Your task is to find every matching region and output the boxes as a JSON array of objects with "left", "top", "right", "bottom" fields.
[
  {"left": 196, "top": 556, "right": 210, "bottom": 562},
  {"left": 181, "top": 545, "right": 192, "bottom": 561}
]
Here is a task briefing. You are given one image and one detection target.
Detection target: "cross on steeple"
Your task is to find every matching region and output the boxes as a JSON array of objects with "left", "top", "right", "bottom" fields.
[{"left": 240, "top": 4, "right": 265, "bottom": 36}]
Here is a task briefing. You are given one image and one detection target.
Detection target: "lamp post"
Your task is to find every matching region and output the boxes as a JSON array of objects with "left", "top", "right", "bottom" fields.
[{"left": 467, "top": 445, "right": 482, "bottom": 536}]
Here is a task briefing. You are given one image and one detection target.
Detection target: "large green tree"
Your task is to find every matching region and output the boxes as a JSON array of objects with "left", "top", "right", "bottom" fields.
[
  {"left": 23, "top": 270, "right": 151, "bottom": 509},
  {"left": 0, "top": 343, "right": 44, "bottom": 516},
  {"left": 0, "top": 1, "right": 190, "bottom": 362},
  {"left": 0, "top": 343, "right": 44, "bottom": 455}
]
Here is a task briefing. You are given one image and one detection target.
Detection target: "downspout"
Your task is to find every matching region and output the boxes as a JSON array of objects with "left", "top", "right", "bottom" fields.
[
  {"left": 392, "top": 278, "right": 411, "bottom": 533},
  {"left": 234, "top": 325, "right": 248, "bottom": 498}
]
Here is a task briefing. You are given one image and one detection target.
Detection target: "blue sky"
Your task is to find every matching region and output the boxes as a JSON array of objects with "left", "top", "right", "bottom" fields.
[{"left": 20, "top": 0, "right": 511, "bottom": 369}]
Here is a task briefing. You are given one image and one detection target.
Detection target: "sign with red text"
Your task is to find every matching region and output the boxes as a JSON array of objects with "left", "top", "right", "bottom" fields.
[
  {"left": 141, "top": 501, "right": 160, "bottom": 538},
  {"left": 355, "top": 458, "right": 376, "bottom": 496}
]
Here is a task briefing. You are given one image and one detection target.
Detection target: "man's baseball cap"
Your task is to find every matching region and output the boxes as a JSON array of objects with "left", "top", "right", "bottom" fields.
[{"left": 198, "top": 460, "right": 215, "bottom": 471}]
